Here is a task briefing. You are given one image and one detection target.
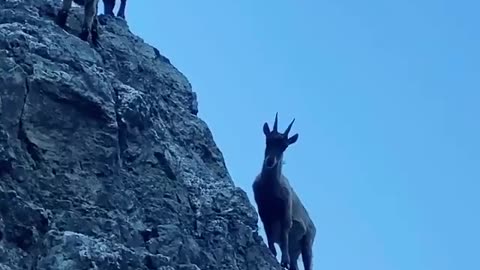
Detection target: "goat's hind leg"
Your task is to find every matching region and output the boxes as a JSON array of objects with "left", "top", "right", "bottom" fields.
[
  {"left": 279, "top": 222, "right": 291, "bottom": 269},
  {"left": 117, "top": 0, "right": 126, "bottom": 18},
  {"left": 263, "top": 221, "right": 278, "bottom": 257},
  {"left": 301, "top": 236, "right": 314, "bottom": 270},
  {"left": 56, "top": 0, "right": 73, "bottom": 28},
  {"left": 91, "top": 0, "right": 100, "bottom": 46},
  {"left": 90, "top": 15, "right": 100, "bottom": 46},
  {"left": 103, "top": 0, "right": 115, "bottom": 16},
  {"left": 79, "top": 0, "right": 99, "bottom": 42},
  {"left": 288, "top": 249, "right": 301, "bottom": 270}
]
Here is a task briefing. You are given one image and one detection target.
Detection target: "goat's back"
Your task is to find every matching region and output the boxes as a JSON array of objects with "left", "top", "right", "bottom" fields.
[{"left": 283, "top": 175, "right": 316, "bottom": 232}]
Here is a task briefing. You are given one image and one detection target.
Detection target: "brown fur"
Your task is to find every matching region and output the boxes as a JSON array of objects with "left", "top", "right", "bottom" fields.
[{"left": 252, "top": 113, "right": 316, "bottom": 270}]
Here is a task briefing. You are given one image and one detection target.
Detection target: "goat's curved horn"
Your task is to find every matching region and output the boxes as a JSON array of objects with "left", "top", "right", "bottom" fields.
[
  {"left": 273, "top": 112, "right": 279, "bottom": 132},
  {"left": 284, "top": 118, "right": 295, "bottom": 136}
]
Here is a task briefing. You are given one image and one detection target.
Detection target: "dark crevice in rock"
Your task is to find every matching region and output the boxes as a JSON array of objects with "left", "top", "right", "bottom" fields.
[
  {"left": 95, "top": 171, "right": 108, "bottom": 178},
  {"left": 152, "top": 47, "right": 171, "bottom": 65},
  {"left": 0, "top": 159, "right": 13, "bottom": 176},
  {"left": 41, "top": 89, "right": 110, "bottom": 123},
  {"left": 37, "top": 212, "right": 49, "bottom": 234},
  {"left": 189, "top": 92, "right": 199, "bottom": 116},
  {"left": 140, "top": 227, "right": 159, "bottom": 243},
  {"left": 36, "top": 1, "right": 57, "bottom": 20},
  {"left": 113, "top": 86, "right": 127, "bottom": 166},
  {"left": 8, "top": 224, "right": 34, "bottom": 251},
  {"left": 0, "top": 129, "right": 15, "bottom": 176},
  {"left": 144, "top": 255, "right": 156, "bottom": 270},
  {"left": 17, "top": 78, "right": 41, "bottom": 169},
  {"left": 153, "top": 151, "right": 177, "bottom": 181}
]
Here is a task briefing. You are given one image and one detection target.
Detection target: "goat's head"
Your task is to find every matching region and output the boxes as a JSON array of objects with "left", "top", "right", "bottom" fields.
[{"left": 262, "top": 113, "right": 298, "bottom": 169}]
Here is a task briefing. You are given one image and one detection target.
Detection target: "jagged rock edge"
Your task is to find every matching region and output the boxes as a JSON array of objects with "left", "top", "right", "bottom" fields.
[
  {"left": 112, "top": 85, "right": 127, "bottom": 167},
  {"left": 16, "top": 76, "right": 40, "bottom": 168}
]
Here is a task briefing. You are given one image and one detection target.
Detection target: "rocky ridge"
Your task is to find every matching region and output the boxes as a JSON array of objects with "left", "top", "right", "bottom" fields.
[{"left": 0, "top": 0, "right": 281, "bottom": 269}]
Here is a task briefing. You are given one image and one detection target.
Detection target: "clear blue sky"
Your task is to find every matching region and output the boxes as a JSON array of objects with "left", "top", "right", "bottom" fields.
[{"left": 108, "top": 0, "right": 479, "bottom": 269}]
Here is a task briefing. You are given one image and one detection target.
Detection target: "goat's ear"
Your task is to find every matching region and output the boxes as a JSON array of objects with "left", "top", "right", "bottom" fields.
[
  {"left": 263, "top": 123, "right": 270, "bottom": 136},
  {"left": 288, "top": 134, "right": 299, "bottom": 145}
]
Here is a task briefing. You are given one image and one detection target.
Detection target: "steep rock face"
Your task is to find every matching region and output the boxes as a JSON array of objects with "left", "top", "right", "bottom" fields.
[{"left": 0, "top": 0, "right": 281, "bottom": 269}]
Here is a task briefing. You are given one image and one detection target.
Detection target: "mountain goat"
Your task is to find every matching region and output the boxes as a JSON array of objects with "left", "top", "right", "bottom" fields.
[
  {"left": 252, "top": 113, "right": 316, "bottom": 270},
  {"left": 103, "top": 0, "right": 127, "bottom": 19},
  {"left": 55, "top": 0, "right": 100, "bottom": 46}
]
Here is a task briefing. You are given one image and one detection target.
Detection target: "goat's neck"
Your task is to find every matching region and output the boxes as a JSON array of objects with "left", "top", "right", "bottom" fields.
[{"left": 260, "top": 158, "right": 283, "bottom": 185}]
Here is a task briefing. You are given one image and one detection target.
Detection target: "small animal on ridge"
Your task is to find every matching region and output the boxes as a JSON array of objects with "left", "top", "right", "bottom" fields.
[{"left": 55, "top": 0, "right": 101, "bottom": 46}]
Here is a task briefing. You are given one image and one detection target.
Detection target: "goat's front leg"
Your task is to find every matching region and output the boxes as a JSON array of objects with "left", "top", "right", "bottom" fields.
[
  {"left": 56, "top": 0, "right": 73, "bottom": 28},
  {"left": 103, "top": 0, "right": 115, "bottom": 16},
  {"left": 80, "top": 0, "right": 99, "bottom": 43},
  {"left": 263, "top": 221, "right": 277, "bottom": 256},
  {"left": 91, "top": 15, "right": 99, "bottom": 46},
  {"left": 301, "top": 233, "right": 315, "bottom": 270},
  {"left": 279, "top": 219, "right": 291, "bottom": 269},
  {"left": 117, "top": 0, "right": 126, "bottom": 18},
  {"left": 80, "top": 0, "right": 94, "bottom": 41},
  {"left": 279, "top": 195, "right": 293, "bottom": 269}
]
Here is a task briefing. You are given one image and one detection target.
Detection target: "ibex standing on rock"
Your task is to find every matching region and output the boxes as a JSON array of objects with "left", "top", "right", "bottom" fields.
[
  {"left": 252, "top": 113, "right": 316, "bottom": 270},
  {"left": 55, "top": 0, "right": 100, "bottom": 46}
]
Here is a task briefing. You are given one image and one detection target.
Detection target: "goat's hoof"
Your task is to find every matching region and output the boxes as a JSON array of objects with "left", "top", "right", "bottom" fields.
[
  {"left": 91, "top": 37, "right": 99, "bottom": 47},
  {"left": 55, "top": 11, "right": 68, "bottom": 28},
  {"left": 79, "top": 30, "right": 89, "bottom": 42},
  {"left": 91, "top": 31, "right": 99, "bottom": 46},
  {"left": 117, "top": 13, "right": 125, "bottom": 19},
  {"left": 280, "top": 257, "right": 290, "bottom": 269}
]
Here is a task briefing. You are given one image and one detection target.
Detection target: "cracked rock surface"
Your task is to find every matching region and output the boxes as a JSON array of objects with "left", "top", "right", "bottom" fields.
[{"left": 0, "top": 0, "right": 280, "bottom": 269}]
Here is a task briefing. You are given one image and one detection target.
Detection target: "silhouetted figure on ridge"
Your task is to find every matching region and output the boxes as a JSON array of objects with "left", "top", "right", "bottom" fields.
[{"left": 252, "top": 113, "right": 316, "bottom": 270}]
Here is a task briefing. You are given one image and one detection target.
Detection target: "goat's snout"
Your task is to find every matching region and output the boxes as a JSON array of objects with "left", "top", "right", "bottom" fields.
[{"left": 264, "top": 156, "right": 277, "bottom": 168}]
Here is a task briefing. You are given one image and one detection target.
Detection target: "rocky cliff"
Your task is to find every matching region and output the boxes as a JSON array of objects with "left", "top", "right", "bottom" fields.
[{"left": 0, "top": 0, "right": 281, "bottom": 269}]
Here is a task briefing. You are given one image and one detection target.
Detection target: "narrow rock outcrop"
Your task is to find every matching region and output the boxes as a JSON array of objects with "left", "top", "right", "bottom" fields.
[{"left": 0, "top": 0, "right": 281, "bottom": 269}]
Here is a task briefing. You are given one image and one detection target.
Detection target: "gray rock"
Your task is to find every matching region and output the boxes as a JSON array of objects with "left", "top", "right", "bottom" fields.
[{"left": 0, "top": 0, "right": 281, "bottom": 270}]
